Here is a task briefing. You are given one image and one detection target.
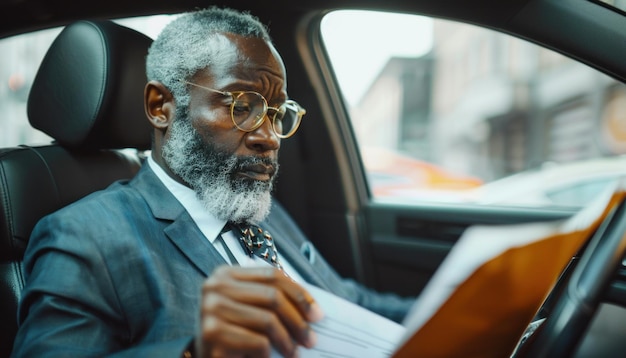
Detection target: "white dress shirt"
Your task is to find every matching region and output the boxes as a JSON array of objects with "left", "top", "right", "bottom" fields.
[{"left": 147, "top": 157, "right": 303, "bottom": 282}]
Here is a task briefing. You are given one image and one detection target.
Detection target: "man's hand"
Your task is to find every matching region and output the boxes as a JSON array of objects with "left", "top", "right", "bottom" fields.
[{"left": 196, "top": 265, "right": 325, "bottom": 357}]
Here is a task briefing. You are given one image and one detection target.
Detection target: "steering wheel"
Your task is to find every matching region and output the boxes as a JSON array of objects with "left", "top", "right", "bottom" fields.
[{"left": 513, "top": 200, "right": 626, "bottom": 357}]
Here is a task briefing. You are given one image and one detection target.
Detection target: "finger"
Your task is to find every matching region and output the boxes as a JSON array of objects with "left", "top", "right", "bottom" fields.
[
  {"left": 212, "top": 266, "right": 324, "bottom": 322},
  {"left": 201, "top": 294, "right": 300, "bottom": 356},
  {"left": 203, "top": 276, "right": 316, "bottom": 348}
]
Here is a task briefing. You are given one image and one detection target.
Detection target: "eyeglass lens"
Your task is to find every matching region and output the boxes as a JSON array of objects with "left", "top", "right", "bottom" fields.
[{"left": 232, "top": 92, "right": 300, "bottom": 136}]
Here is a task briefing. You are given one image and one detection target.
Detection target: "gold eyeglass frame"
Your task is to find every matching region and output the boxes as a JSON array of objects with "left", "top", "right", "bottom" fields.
[{"left": 182, "top": 80, "right": 305, "bottom": 138}]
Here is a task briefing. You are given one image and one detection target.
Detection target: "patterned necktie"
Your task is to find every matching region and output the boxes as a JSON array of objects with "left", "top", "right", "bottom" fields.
[{"left": 227, "top": 222, "right": 283, "bottom": 270}]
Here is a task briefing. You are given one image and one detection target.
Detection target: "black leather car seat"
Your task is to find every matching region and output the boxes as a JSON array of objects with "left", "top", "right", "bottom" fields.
[{"left": 0, "top": 20, "right": 152, "bottom": 357}]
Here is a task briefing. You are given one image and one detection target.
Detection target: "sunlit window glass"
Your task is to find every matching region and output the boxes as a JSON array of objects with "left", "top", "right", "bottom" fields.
[{"left": 321, "top": 10, "right": 626, "bottom": 209}]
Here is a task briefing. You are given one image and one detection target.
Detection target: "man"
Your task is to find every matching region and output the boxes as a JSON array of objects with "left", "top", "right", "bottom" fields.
[{"left": 12, "top": 7, "right": 413, "bottom": 357}]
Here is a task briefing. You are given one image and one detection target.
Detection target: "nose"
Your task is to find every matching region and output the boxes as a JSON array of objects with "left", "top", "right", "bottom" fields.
[{"left": 244, "top": 114, "right": 280, "bottom": 152}]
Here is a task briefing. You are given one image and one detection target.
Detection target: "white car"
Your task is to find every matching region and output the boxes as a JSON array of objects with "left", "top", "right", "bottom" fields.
[{"left": 469, "top": 156, "right": 626, "bottom": 208}]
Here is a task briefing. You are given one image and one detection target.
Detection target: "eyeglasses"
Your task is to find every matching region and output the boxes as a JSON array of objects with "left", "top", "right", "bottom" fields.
[{"left": 182, "top": 80, "right": 306, "bottom": 138}]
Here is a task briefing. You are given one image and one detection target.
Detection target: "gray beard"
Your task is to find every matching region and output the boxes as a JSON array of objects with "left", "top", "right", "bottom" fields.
[{"left": 161, "top": 115, "right": 277, "bottom": 224}]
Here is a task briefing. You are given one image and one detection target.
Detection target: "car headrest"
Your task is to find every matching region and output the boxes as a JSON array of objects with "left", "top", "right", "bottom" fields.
[{"left": 27, "top": 20, "right": 153, "bottom": 150}]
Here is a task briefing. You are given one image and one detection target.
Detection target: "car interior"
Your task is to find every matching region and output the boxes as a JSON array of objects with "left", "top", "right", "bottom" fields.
[
  {"left": 1, "top": 0, "right": 626, "bottom": 357},
  {"left": 0, "top": 20, "right": 152, "bottom": 357}
]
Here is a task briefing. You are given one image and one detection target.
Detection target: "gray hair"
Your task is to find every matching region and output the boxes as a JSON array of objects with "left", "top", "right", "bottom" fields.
[{"left": 146, "top": 6, "right": 272, "bottom": 108}]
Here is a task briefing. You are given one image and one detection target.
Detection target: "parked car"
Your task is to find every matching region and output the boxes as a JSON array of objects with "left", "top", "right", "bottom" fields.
[
  {"left": 1, "top": 0, "right": 626, "bottom": 357},
  {"left": 470, "top": 156, "right": 626, "bottom": 208}
]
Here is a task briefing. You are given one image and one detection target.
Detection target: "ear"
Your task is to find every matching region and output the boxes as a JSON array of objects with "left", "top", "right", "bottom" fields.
[{"left": 144, "top": 80, "right": 175, "bottom": 130}]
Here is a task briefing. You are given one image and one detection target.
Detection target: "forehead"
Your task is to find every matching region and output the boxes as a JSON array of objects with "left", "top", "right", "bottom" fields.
[{"left": 204, "top": 33, "right": 287, "bottom": 90}]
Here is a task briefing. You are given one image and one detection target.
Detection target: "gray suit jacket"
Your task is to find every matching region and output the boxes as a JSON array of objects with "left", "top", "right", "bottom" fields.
[{"left": 12, "top": 164, "right": 413, "bottom": 357}]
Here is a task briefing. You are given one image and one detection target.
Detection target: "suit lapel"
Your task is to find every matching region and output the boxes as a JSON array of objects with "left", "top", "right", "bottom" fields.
[
  {"left": 263, "top": 218, "right": 352, "bottom": 295},
  {"left": 262, "top": 204, "right": 354, "bottom": 299},
  {"left": 131, "top": 164, "right": 227, "bottom": 277},
  {"left": 164, "top": 214, "right": 227, "bottom": 276},
  {"left": 272, "top": 230, "right": 332, "bottom": 291}
]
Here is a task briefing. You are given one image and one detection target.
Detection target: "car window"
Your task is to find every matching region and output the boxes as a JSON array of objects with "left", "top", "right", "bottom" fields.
[
  {"left": 0, "top": 15, "right": 174, "bottom": 148},
  {"left": 320, "top": 10, "right": 626, "bottom": 209},
  {"left": 0, "top": 27, "right": 61, "bottom": 146}
]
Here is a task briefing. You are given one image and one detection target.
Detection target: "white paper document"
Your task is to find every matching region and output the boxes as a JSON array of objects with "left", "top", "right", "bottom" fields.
[{"left": 272, "top": 283, "right": 406, "bottom": 358}]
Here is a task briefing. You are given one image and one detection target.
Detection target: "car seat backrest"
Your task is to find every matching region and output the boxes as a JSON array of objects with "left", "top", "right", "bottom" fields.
[{"left": 0, "top": 20, "right": 152, "bottom": 357}]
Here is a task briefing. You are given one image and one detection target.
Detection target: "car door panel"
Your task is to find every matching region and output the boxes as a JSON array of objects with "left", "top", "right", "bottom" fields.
[{"left": 363, "top": 202, "right": 576, "bottom": 296}]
